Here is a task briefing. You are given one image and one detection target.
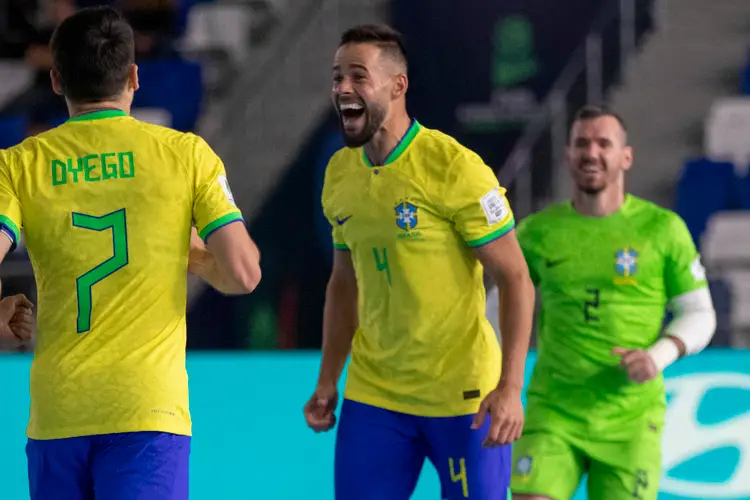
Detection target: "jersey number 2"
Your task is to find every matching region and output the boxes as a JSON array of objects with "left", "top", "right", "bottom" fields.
[
  {"left": 584, "top": 287, "right": 600, "bottom": 323},
  {"left": 72, "top": 209, "right": 129, "bottom": 333}
]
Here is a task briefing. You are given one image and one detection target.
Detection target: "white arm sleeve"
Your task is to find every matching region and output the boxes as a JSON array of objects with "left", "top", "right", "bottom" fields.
[
  {"left": 647, "top": 287, "right": 717, "bottom": 371},
  {"left": 665, "top": 286, "right": 717, "bottom": 354}
]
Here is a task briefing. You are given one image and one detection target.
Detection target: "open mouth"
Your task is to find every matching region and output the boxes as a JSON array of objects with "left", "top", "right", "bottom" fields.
[
  {"left": 579, "top": 163, "right": 601, "bottom": 174},
  {"left": 339, "top": 102, "right": 365, "bottom": 128}
]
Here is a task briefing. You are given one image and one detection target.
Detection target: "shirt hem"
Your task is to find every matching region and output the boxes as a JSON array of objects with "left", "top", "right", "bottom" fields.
[
  {"left": 344, "top": 390, "right": 481, "bottom": 417},
  {"left": 27, "top": 421, "right": 192, "bottom": 441}
]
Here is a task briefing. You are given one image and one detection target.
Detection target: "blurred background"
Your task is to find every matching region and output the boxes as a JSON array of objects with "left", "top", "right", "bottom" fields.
[{"left": 1, "top": 0, "right": 750, "bottom": 498}]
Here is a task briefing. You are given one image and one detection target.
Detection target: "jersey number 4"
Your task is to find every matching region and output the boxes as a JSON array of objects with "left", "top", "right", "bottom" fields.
[
  {"left": 72, "top": 208, "right": 129, "bottom": 333},
  {"left": 373, "top": 247, "right": 391, "bottom": 285}
]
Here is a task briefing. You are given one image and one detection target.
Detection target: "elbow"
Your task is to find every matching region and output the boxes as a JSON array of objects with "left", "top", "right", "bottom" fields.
[
  {"left": 326, "top": 273, "right": 357, "bottom": 304},
  {"left": 226, "top": 259, "right": 261, "bottom": 294},
  {"left": 495, "top": 267, "right": 535, "bottom": 298},
  {"left": 236, "top": 264, "right": 262, "bottom": 294}
]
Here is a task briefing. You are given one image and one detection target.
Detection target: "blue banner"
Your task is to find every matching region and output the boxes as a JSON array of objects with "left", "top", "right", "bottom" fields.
[{"left": 0, "top": 349, "right": 748, "bottom": 499}]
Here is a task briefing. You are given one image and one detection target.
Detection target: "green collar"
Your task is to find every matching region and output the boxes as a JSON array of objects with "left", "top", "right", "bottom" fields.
[
  {"left": 67, "top": 109, "right": 128, "bottom": 122},
  {"left": 363, "top": 119, "right": 422, "bottom": 167}
]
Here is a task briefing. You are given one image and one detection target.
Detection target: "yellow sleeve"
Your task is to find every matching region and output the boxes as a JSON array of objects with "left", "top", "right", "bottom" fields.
[
  {"left": 445, "top": 150, "right": 515, "bottom": 247},
  {"left": 190, "top": 135, "right": 244, "bottom": 241},
  {"left": 330, "top": 225, "right": 348, "bottom": 250},
  {"left": 0, "top": 150, "right": 22, "bottom": 251},
  {"left": 321, "top": 156, "right": 349, "bottom": 251}
]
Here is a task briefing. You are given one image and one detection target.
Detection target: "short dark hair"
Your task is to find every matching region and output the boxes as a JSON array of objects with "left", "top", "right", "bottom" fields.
[
  {"left": 339, "top": 24, "right": 408, "bottom": 70},
  {"left": 571, "top": 104, "right": 628, "bottom": 140},
  {"left": 50, "top": 6, "right": 135, "bottom": 103}
]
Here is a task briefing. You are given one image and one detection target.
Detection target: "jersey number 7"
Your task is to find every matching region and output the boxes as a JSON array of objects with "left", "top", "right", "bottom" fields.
[{"left": 72, "top": 209, "right": 129, "bottom": 333}]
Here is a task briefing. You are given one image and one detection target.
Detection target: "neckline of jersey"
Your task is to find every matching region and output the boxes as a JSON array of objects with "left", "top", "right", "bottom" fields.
[
  {"left": 567, "top": 193, "right": 632, "bottom": 219},
  {"left": 67, "top": 109, "right": 128, "bottom": 123},
  {"left": 362, "top": 119, "right": 421, "bottom": 167}
]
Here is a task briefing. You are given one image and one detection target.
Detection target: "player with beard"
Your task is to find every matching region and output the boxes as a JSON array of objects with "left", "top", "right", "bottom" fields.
[
  {"left": 510, "top": 105, "right": 717, "bottom": 500},
  {"left": 303, "top": 24, "right": 536, "bottom": 499}
]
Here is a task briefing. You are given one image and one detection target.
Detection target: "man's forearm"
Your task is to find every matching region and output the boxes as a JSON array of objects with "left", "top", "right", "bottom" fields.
[
  {"left": 318, "top": 280, "right": 358, "bottom": 387},
  {"left": 648, "top": 287, "right": 716, "bottom": 371},
  {"left": 188, "top": 248, "right": 247, "bottom": 295},
  {"left": 495, "top": 275, "right": 535, "bottom": 391}
]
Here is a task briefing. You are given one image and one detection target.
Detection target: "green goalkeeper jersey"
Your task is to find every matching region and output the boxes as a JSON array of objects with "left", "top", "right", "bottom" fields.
[{"left": 517, "top": 195, "right": 707, "bottom": 435}]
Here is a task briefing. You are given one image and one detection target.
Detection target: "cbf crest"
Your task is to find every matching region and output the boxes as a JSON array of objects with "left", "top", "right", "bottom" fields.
[
  {"left": 395, "top": 201, "right": 418, "bottom": 231},
  {"left": 614, "top": 247, "right": 638, "bottom": 285}
]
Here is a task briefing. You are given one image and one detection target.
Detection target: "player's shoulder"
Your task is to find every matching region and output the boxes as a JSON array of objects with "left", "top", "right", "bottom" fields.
[
  {"left": 0, "top": 132, "right": 46, "bottom": 171},
  {"left": 519, "top": 201, "right": 573, "bottom": 230},
  {"left": 624, "top": 195, "right": 687, "bottom": 232},
  {"left": 416, "top": 125, "right": 479, "bottom": 166},
  {"left": 413, "top": 125, "right": 493, "bottom": 190},
  {"left": 324, "top": 145, "right": 359, "bottom": 183},
  {"left": 130, "top": 119, "right": 204, "bottom": 152},
  {"left": 327, "top": 146, "right": 357, "bottom": 167},
  {"left": 514, "top": 202, "right": 568, "bottom": 249}
]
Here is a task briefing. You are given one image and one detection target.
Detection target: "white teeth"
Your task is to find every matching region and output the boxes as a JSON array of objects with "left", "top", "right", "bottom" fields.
[{"left": 340, "top": 103, "right": 364, "bottom": 111}]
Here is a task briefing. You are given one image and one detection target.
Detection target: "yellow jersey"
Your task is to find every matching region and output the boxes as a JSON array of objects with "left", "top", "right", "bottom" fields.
[
  {"left": 321, "top": 120, "right": 515, "bottom": 417},
  {"left": 0, "top": 109, "right": 242, "bottom": 440}
]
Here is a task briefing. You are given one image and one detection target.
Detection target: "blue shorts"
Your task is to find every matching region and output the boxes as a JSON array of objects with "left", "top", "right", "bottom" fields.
[
  {"left": 26, "top": 431, "right": 190, "bottom": 500},
  {"left": 335, "top": 399, "right": 511, "bottom": 500}
]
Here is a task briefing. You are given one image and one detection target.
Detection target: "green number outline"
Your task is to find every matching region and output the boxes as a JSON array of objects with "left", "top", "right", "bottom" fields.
[{"left": 72, "top": 209, "right": 129, "bottom": 333}]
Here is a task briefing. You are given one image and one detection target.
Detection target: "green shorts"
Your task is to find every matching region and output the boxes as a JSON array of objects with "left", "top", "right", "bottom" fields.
[{"left": 510, "top": 408, "right": 662, "bottom": 500}]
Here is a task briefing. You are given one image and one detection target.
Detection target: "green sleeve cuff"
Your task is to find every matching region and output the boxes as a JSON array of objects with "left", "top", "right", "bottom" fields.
[
  {"left": 0, "top": 214, "right": 20, "bottom": 247},
  {"left": 466, "top": 219, "right": 515, "bottom": 248},
  {"left": 199, "top": 211, "right": 244, "bottom": 241}
]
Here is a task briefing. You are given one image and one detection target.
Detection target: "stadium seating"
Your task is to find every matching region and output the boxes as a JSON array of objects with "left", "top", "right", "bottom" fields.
[
  {"left": 131, "top": 108, "right": 173, "bottom": 127},
  {"left": 701, "top": 211, "right": 750, "bottom": 269},
  {"left": 725, "top": 270, "right": 750, "bottom": 336},
  {"left": 0, "top": 61, "right": 33, "bottom": 112},
  {"left": 709, "top": 278, "right": 733, "bottom": 346},
  {"left": 674, "top": 53, "right": 750, "bottom": 348},
  {"left": 0, "top": 115, "right": 28, "bottom": 149},
  {"left": 178, "top": 1, "right": 253, "bottom": 64},
  {"left": 133, "top": 59, "right": 203, "bottom": 131},
  {"left": 704, "top": 97, "right": 750, "bottom": 167},
  {"left": 741, "top": 47, "right": 750, "bottom": 95},
  {"left": 674, "top": 157, "right": 738, "bottom": 246}
]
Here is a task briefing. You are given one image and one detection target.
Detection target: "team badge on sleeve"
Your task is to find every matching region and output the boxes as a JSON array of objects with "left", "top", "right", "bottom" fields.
[
  {"left": 218, "top": 175, "right": 236, "bottom": 206},
  {"left": 480, "top": 188, "right": 509, "bottom": 225}
]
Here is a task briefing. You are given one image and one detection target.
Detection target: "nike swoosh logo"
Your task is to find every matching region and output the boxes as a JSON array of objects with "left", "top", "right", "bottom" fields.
[
  {"left": 546, "top": 258, "right": 568, "bottom": 268},
  {"left": 336, "top": 215, "right": 352, "bottom": 226}
]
